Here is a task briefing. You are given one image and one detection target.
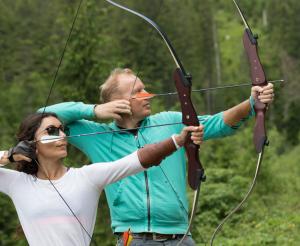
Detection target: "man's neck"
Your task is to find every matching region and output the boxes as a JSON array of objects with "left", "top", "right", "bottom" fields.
[{"left": 116, "top": 116, "right": 143, "bottom": 129}]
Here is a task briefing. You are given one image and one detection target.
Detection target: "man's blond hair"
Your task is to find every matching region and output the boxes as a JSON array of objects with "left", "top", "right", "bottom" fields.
[{"left": 99, "top": 68, "right": 135, "bottom": 103}]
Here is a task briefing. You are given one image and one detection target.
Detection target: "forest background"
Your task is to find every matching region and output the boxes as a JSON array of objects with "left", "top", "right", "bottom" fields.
[{"left": 0, "top": 0, "right": 299, "bottom": 245}]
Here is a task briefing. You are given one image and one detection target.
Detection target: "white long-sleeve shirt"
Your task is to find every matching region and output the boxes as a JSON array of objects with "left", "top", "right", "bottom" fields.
[{"left": 0, "top": 152, "right": 144, "bottom": 246}]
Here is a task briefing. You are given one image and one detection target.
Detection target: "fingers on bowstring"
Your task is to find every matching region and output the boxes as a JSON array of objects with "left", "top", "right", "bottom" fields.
[
  {"left": 13, "top": 154, "right": 32, "bottom": 163},
  {"left": 115, "top": 102, "right": 132, "bottom": 115},
  {"left": 116, "top": 100, "right": 131, "bottom": 106},
  {"left": 111, "top": 113, "right": 123, "bottom": 121},
  {"left": 24, "top": 157, "right": 32, "bottom": 163},
  {"left": 115, "top": 108, "right": 132, "bottom": 115}
]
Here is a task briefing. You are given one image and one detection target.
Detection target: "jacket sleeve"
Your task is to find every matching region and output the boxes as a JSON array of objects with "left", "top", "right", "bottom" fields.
[
  {"left": 198, "top": 112, "right": 234, "bottom": 140},
  {"left": 38, "top": 102, "right": 95, "bottom": 125},
  {"left": 158, "top": 111, "right": 237, "bottom": 140},
  {"left": 199, "top": 110, "right": 255, "bottom": 140},
  {"left": 38, "top": 102, "right": 109, "bottom": 155},
  {"left": 199, "top": 98, "right": 255, "bottom": 140}
]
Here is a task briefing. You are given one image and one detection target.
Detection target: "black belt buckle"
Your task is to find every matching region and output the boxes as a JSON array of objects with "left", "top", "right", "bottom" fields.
[{"left": 153, "top": 233, "right": 176, "bottom": 241}]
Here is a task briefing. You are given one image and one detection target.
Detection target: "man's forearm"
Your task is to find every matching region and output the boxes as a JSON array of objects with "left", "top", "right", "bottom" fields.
[
  {"left": 223, "top": 98, "right": 253, "bottom": 127},
  {"left": 38, "top": 102, "right": 95, "bottom": 124}
]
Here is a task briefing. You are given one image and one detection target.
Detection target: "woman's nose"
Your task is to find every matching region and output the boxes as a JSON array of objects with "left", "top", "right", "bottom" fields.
[{"left": 59, "top": 130, "right": 66, "bottom": 137}]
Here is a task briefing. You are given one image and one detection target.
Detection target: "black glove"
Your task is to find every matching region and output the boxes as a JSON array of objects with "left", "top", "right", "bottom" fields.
[{"left": 7, "top": 141, "right": 36, "bottom": 163}]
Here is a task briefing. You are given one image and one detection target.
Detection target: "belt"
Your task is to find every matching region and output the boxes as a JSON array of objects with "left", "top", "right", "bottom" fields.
[{"left": 118, "top": 232, "right": 183, "bottom": 241}]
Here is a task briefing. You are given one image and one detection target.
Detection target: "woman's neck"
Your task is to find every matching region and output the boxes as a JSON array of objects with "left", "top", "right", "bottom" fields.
[{"left": 36, "top": 159, "right": 66, "bottom": 180}]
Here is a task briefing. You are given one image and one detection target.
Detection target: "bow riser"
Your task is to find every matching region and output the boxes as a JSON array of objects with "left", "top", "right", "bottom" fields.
[
  {"left": 173, "top": 69, "right": 198, "bottom": 126},
  {"left": 243, "top": 30, "right": 267, "bottom": 86},
  {"left": 173, "top": 68, "right": 205, "bottom": 190},
  {"left": 242, "top": 30, "right": 268, "bottom": 153},
  {"left": 253, "top": 109, "right": 267, "bottom": 153}
]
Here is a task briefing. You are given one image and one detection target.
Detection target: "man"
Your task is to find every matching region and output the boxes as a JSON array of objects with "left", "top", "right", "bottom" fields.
[{"left": 41, "top": 68, "right": 274, "bottom": 245}]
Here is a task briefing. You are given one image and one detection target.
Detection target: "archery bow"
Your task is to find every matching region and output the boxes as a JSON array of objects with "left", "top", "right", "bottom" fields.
[
  {"left": 105, "top": 0, "right": 205, "bottom": 244},
  {"left": 210, "top": 1, "right": 270, "bottom": 244}
]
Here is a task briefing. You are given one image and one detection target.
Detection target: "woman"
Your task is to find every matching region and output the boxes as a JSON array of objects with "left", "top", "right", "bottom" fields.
[{"left": 0, "top": 112, "right": 203, "bottom": 246}]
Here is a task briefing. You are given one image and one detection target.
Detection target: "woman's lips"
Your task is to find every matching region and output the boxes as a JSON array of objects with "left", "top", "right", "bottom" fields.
[{"left": 56, "top": 142, "right": 67, "bottom": 148}]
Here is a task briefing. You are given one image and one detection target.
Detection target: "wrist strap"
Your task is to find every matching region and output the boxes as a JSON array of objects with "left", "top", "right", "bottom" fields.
[
  {"left": 249, "top": 95, "right": 256, "bottom": 117},
  {"left": 8, "top": 148, "right": 15, "bottom": 163},
  {"left": 171, "top": 134, "right": 181, "bottom": 149}
]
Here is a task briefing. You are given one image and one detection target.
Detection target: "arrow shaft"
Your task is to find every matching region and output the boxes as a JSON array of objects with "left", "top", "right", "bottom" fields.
[{"left": 154, "top": 79, "right": 283, "bottom": 97}]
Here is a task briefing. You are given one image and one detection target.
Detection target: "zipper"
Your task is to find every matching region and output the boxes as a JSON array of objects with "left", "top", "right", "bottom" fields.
[
  {"left": 135, "top": 134, "right": 151, "bottom": 231},
  {"left": 144, "top": 171, "right": 151, "bottom": 231}
]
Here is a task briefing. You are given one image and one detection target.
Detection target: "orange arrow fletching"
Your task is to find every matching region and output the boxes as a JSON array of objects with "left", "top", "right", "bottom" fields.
[{"left": 132, "top": 92, "right": 156, "bottom": 99}]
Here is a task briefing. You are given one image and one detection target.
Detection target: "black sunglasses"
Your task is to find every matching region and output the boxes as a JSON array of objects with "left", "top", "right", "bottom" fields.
[{"left": 44, "top": 125, "right": 70, "bottom": 136}]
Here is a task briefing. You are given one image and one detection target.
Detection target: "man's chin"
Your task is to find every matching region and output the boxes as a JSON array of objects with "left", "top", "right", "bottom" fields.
[
  {"left": 144, "top": 109, "right": 151, "bottom": 117},
  {"left": 137, "top": 110, "right": 151, "bottom": 120}
]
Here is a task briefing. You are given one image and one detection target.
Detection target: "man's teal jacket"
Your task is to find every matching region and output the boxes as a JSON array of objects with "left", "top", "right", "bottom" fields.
[{"left": 40, "top": 102, "right": 248, "bottom": 234}]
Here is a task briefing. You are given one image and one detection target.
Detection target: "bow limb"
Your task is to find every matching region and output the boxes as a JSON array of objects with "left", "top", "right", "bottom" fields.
[
  {"left": 210, "top": 1, "right": 269, "bottom": 244},
  {"left": 105, "top": 0, "right": 185, "bottom": 73}
]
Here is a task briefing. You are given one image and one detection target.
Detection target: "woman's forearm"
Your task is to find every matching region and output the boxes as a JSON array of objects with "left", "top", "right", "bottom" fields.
[{"left": 137, "top": 138, "right": 177, "bottom": 168}]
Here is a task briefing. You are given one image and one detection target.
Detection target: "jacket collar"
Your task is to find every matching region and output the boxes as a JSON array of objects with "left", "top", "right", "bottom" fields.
[{"left": 108, "top": 117, "right": 149, "bottom": 133}]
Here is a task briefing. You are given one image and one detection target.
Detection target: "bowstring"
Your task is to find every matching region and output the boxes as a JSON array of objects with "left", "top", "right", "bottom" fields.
[
  {"left": 42, "top": 0, "right": 84, "bottom": 115},
  {"left": 138, "top": 131, "right": 189, "bottom": 215},
  {"left": 34, "top": 159, "right": 95, "bottom": 244},
  {"left": 37, "top": 0, "right": 98, "bottom": 244},
  {"left": 121, "top": 1, "right": 189, "bottom": 219},
  {"left": 139, "top": 124, "right": 207, "bottom": 245}
]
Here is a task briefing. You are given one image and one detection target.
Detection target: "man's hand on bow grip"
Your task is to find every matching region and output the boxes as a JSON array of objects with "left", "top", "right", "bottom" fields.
[
  {"left": 251, "top": 83, "right": 274, "bottom": 105},
  {"left": 94, "top": 100, "right": 132, "bottom": 120},
  {"left": 175, "top": 125, "right": 204, "bottom": 147}
]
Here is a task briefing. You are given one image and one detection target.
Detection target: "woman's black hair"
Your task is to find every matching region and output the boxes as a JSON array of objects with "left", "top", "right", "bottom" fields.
[{"left": 15, "top": 112, "right": 59, "bottom": 175}]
